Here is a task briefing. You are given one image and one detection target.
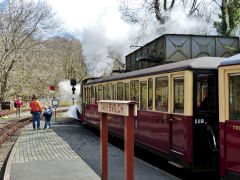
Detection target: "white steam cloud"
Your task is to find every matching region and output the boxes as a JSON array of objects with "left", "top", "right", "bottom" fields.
[
  {"left": 80, "top": 7, "right": 132, "bottom": 77},
  {"left": 66, "top": 104, "right": 80, "bottom": 119},
  {"left": 81, "top": 27, "right": 130, "bottom": 77},
  {"left": 159, "top": 8, "right": 216, "bottom": 35},
  {"left": 58, "top": 80, "right": 80, "bottom": 102},
  {"left": 132, "top": 7, "right": 217, "bottom": 45},
  {"left": 80, "top": 6, "right": 218, "bottom": 76}
]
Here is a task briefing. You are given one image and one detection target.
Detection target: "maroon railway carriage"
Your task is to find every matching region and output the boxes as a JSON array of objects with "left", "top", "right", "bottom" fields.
[
  {"left": 80, "top": 57, "right": 225, "bottom": 172},
  {"left": 219, "top": 54, "right": 240, "bottom": 180}
]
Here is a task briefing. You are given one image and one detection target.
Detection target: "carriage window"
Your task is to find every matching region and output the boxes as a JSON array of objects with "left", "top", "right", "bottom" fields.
[
  {"left": 174, "top": 77, "right": 184, "bottom": 114},
  {"left": 103, "top": 86, "right": 106, "bottom": 100},
  {"left": 117, "top": 82, "right": 124, "bottom": 100},
  {"left": 109, "top": 84, "right": 112, "bottom": 100},
  {"left": 125, "top": 83, "right": 130, "bottom": 100},
  {"left": 98, "top": 85, "right": 103, "bottom": 100},
  {"left": 87, "top": 87, "right": 89, "bottom": 103},
  {"left": 229, "top": 74, "right": 240, "bottom": 121},
  {"left": 103, "top": 84, "right": 111, "bottom": 100},
  {"left": 130, "top": 80, "right": 139, "bottom": 107},
  {"left": 91, "top": 86, "right": 94, "bottom": 103},
  {"left": 88, "top": 87, "right": 91, "bottom": 103},
  {"left": 112, "top": 84, "right": 116, "bottom": 100},
  {"left": 197, "top": 74, "right": 216, "bottom": 111},
  {"left": 156, "top": 77, "right": 168, "bottom": 112},
  {"left": 95, "top": 86, "right": 98, "bottom": 103},
  {"left": 140, "top": 81, "right": 147, "bottom": 110},
  {"left": 148, "top": 78, "right": 153, "bottom": 110},
  {"left": 85, "top": 87, "right": 87, "bottom": 103}
]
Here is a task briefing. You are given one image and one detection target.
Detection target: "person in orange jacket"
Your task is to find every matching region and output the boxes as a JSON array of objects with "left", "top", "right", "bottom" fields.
[{"left": 30, "top": 94, "right": 42, "bottom": 130}]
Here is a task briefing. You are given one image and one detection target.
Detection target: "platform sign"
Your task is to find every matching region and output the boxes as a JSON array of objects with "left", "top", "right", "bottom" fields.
[
  {"left": 52, "top": 99, "right": 59, "bottom": 107},
  {"left": 98, "top": 100, "right": 137, "bottom": 180},
  {"left": 52, "top": 99, "right": 59, "bottom": 121},
  {"left": 98, "top": 100, "right": 137, "bottom": 116}
]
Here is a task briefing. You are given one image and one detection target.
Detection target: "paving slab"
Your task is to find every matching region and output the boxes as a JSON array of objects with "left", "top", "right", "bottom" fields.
[{"left": 5, "top": 116, "right": 180, "bottom": 180}]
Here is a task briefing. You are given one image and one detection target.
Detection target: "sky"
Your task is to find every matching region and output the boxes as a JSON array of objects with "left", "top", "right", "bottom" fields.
[
  {"left": 0, "top": 0, "right": 221, "bottom": 77},
  {"left": 47, "top": 0, "right": 130, "bottom": 39},
  {"left": 45, "top": 0, "right": 219, "bottom": 77},
  {"left": 47, "top": 0, "right": 133, "bottom": 76}
]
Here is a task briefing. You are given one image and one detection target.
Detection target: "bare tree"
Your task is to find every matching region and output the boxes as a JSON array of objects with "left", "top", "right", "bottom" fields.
[
  {"left": 107, "top": 48, "right": 125, "bottom": 72},
  {"left": 120, "top": 0, "right": 202, "bottom": 25},
  {"left": 45, "top": 35, "right": 88, "bottom": 83},
  {"left": 6, "top": 35, "right": 88, "bottom": 101},
  {"left": 119, "top": 0, "right": 220, "bottom": 44},
  {"left": 0, "top": 0, "right": 59, "bottom": 102}
]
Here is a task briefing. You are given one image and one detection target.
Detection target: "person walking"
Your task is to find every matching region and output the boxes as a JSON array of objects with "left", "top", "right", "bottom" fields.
[
  {"left": 43, "top": 106, "right": 52, "bottom": 129},
  {"left": 30, "top": 95, "right": 42, "bottom": 130},
  {"left": 15, "top": 97, "right": 23, "bottom": 118}
]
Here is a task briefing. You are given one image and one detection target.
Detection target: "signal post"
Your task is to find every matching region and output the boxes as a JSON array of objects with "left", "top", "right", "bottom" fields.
[
  {"left": 98, "top": 100, "right": 137, "bottom": 180},
  {"left": 70, "top": 79, "right": 76, "bottom": 104}
]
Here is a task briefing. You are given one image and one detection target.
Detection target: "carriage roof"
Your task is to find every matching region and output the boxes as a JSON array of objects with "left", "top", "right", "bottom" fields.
[
  {"left": 85, "top": 57, "right": 224, "bottom": 85},
  {"left": 219, "top": 54, "right": 240, "bottom": 67}
]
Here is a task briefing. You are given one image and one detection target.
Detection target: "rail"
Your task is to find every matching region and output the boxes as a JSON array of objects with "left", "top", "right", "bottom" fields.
[
  {"left": 0, "top": 109, "right": 68, "bottom": 144},
  {"left": 0, "top": 105, "right": 69, "bottom": 117},
  {"left": 0, "top": 118, "right": 31, "bottom": 144}
]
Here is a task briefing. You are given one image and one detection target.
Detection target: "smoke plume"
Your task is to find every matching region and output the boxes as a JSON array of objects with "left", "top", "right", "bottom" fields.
[
  {"left": 80, "top": 8, "right": 131, "bottom": 77},
  {"left": 58, "top": 80, "right": 80, "bottom": 102},
  {"left": 79, "top": 2, "right": 219, "bottom": 77}
]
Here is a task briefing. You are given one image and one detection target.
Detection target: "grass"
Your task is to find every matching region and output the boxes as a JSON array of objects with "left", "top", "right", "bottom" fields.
[
  {"left": 21, "top": 106, "right": 31, "bottom": 110},
  {"left": 59, "top": 102, "right": 72, "bottom": 106}
]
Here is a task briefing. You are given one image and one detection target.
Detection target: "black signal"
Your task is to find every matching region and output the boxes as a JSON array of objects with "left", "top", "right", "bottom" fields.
[{"left": 71, "top": 79, "right": 76, "bottom": 86}]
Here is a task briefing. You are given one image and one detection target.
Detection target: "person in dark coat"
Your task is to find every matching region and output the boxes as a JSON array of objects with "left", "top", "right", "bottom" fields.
[{"left": 43, "top": 106, "right": 52, "bottom": 129}]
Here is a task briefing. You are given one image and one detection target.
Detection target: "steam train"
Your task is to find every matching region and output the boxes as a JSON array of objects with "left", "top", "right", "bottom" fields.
[
  {"left": 78, "top": 54, "right": 240, "bottom": 179},
  {"left": 78, "top": 34, "right": 240, "bottom": 179}
]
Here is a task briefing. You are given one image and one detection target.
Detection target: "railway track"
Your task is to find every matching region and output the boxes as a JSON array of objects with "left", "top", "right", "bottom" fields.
[
  {"left": 0, "top": 105, "right": 69, "bottom": 117},
  {"left": 0, "top": 109, "right": 68, "bottom": 144},
  {"left": 0, "top": 117, "right": 31, "bottom": 144}
]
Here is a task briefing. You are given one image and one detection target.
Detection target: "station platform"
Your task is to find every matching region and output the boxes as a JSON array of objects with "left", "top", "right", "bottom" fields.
[{"left": 4, "top": 115, "right": 180, "bottom": 180}]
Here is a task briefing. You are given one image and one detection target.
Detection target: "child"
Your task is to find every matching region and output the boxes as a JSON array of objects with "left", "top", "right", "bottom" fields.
[{"left": 43, "top": 106, "right": 52, "bottom": 129}]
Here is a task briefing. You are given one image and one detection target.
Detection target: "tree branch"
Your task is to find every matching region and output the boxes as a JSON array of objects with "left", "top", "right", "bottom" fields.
[
  {"left": 154, "top": 0, "right": 165, "bottom": 24},
  {"left": 169, "top": 0, "right": 176, "bottom": 10}
]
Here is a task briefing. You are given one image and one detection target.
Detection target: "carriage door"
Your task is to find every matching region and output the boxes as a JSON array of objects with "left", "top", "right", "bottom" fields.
[
  {"left": 171, "top": 76, "right": 185, "bottom": 156},
  {"left": 193, "top": 71, "right": 219, "bottom": 171},
  {"left": 225, "top": 73, "right": 240, "bottom": 174}
]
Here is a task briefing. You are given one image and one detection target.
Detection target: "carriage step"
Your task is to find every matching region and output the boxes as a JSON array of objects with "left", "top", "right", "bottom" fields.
[{"left": 168, "top": 161, "right": 183, "bottom": 168}]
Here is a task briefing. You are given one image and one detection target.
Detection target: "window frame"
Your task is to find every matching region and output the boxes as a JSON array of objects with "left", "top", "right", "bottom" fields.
[
  {"left": 155, "top": 76, "right": 169, "bottom": 112},
  {"left": 98, "top": 85, "right": 103, "bottom": 100},
  {"left": 140, "top": 81, "right": 147, "bottom": 110},
  {"left": 117, "top": 82, "right": 124, "bottom": 100},
  {"left": 124, "top": 82, "right": 130, "bottom": 100},
  {"left": 148, "top": 78, "right": 153, "bottom": 110},
  {"left": 173, "top": 76, "right": 184, "bottom": 114},
  {"left": 229, "top": 73, "right": 240, "bottom": 121},
  {"left": 130, "top": 80, "right": 139, "bottom": 108},
  {"left": 219, "top": 66, "right": 240, "bottom": 123}
]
